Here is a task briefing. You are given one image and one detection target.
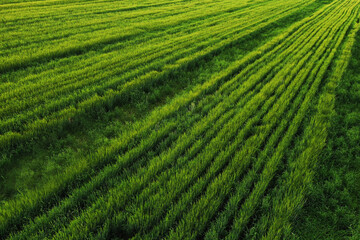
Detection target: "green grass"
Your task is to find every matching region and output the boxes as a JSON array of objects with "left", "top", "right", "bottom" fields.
[
  {"left": 0, "top": 0, "right": 328, "bottom": 201},
  {"left": 290, "top": 20, "right": 360, "bottom": 240},
  {"left": 0, "top": 0, "right": 359, "bottom": 239}
]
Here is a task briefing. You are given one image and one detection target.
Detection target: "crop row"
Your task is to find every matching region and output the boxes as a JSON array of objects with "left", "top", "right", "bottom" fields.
[
  {"left": 2, "top": 0, "right": 359, "bottom": 239},
  {"left": 0, "top": 0, "right": 312, "bottom": 156},
  {"left": 1, "top": 0, "right": 317, "bottom": 235}
]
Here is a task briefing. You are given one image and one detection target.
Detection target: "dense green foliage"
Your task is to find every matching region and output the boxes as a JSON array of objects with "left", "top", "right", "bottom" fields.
[
  {"left": 291, "top": 23, "right": 360, "bottom": 240},
  {"left": 0, "top": 0, "right": 359, "bottom": 239}
]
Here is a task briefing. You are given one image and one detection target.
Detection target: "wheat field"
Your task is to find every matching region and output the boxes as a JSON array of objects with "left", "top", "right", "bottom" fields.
[{"left": 0, "top": 0, "right": 360, "bottom": 239}]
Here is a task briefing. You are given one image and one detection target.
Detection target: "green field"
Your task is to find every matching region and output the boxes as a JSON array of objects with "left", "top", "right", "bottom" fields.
[{"left": 0, "top": 0, "right": 359, "bottom": 239}]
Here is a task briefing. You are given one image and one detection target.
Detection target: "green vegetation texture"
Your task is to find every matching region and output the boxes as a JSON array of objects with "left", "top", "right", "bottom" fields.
[{"left": 0, "top": 0, "right": 359, "bottom": 239}]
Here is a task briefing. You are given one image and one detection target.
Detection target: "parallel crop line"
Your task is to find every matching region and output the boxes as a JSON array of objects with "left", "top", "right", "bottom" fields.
[
  {"left": 0, "top": 1, "right": 316, "bottom": 235},
  {"left": 0, "top": 0, "right": 311, "bottom": 153},
  {"left": 164, "top": 4, "right": 349, "bottom": 238},
  {"left": 53, "top": 1, "right": 340, "bottom": 236},
  {"left": 261, "top": 5, "right": 360, "bottom": 240},
  {"left": 224, "top": 2, "right": 358, "bottom": 238}
]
